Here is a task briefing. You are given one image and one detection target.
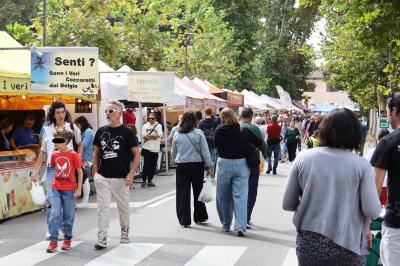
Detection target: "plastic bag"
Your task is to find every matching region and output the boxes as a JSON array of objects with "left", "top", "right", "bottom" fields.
[
  {"left": 30, "top": 182, "right": 46, "bottom": 205},
  {"left": 198, "top": 176, "right": 213, "bottom": 203}
]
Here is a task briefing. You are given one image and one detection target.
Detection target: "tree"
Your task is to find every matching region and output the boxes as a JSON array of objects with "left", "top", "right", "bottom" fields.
[
  {"left": 0, "top": 0, "right": 40, "bottom": 30},
  {"left": 254, "top": 0, "right": 319, "bottom": 99},
  {"left": 304, "top": 0, "right": 400, "bottom": 110},
  {"left": 22, "top": 0, "right": 239, "bottom": 87}
]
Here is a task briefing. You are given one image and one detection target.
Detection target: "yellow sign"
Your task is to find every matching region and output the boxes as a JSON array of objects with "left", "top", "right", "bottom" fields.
[
  {"left": 0, "top": 76, "right": 30, "bottom": 93},
  {"left": 0, "top": 32, "right": 31, "bottom": 95}
]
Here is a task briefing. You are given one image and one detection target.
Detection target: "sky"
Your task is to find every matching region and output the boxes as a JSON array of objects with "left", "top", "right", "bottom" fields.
[{"left": 307, "top": 18, "right": 326, "bottom": 66}]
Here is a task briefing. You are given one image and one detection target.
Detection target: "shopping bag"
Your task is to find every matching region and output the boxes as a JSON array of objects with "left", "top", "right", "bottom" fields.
[
  {"left": 198, "top": 176, "right": 213, "bottom": 203},
  {"left": 30, "top": 182, "right": 46, "bottom": 205}
]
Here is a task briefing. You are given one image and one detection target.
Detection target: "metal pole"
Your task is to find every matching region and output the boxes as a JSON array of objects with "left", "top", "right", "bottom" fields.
[
  {"left": 97, "top": 73, "right": 101, "bottom": 130},
  {"left": 163, "top": 104, "right": 169, "bottom": 173},
  {"left": 157, "top": 104, "right": 173, "bottom": 176},
  {"left": 138, "top": 102, "right": 143, "bottom": 143},
  {"left": 43, "top": 0, "right": 47, "bottom": 46},
  {"left": 185, "top": 33, "right": 188, "bottom": 77}
]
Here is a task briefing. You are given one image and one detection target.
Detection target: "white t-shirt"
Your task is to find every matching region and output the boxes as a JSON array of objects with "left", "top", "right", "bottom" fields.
[
  {"left": 365, "top": 147, "right": 387, "bottom": 187},
  {"left": 40, "top": 122, "right": 81, "bottom": 165},
  {"left": 142, "top": 122, "right": 163, "bottom": 153}
]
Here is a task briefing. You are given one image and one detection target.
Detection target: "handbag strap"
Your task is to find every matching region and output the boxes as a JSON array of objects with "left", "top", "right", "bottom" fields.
[
  {"left": 143, "top": 123, "right": 159, "bottom": 144},
  {"left": 184, "top": 133, "right": 204, "bottom": 162}
]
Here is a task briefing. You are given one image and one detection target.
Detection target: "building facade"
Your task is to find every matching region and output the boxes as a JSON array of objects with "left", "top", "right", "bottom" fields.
[{"left": 304, "top": 71, "right": 353, "bottom": 106}]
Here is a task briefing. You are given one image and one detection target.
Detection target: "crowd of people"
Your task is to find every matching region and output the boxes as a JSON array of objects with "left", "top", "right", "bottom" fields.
[{"left": 1, "top": 91, "right": 399, "bottom": 266}]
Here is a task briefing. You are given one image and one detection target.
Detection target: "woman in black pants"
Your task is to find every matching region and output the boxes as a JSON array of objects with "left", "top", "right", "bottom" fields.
[
  {"left": 172, "top": 112, "right": 213, "bottom": 227},
  {"left": 284, "top": 119, "right": 300, "bottom": 164}
]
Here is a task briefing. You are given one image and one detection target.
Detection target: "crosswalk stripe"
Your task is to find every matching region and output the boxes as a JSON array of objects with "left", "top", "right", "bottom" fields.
[
  {"left": 147, "top": 195, "right": 175, "bottom": 208},
  {"left": 282, "top": 248, "right": 297, "bottom": 266},
  {"left": 0, "top": 241, "right": 83, "bottom": 266},
  {"left": 85, "top": 190, "right": 176, "bottom": 209},
  {"left": 185, "top": 246, "right": 247, "bottom": 266},
  {"left": 84, "top": 243, "right": 163, "bottom": 266}
]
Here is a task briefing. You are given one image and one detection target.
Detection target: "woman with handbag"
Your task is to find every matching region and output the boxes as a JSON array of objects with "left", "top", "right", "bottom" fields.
[
  {"left": 214, "top": 108, "right": 260, "bottom": 237},
  {"left": 284, "top": 119, "right": 301, "bottom": 164},
  {"left": 283, "top": 108, "right": 381, "bottom": 265},
  {"left": 141, "top": 113, "right": 163, "bottom": 187},
  {"left": 172, "top": 111, "right": 213, "bottom": 228}
]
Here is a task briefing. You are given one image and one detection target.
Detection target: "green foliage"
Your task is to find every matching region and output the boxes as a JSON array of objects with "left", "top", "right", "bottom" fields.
[
  {"left": 212, "top": 0, "right": 319, "bottom": 99},
  {"left": 5, "top": 23, "right": 36, "bottom": 44},
  {"left": 0, "top": 0, "right": 40, "bottom": 30},
  {"left": 317, "top": 0, "right": 400, "bottom": 110},
  {"left": 15, "top": 0, "right": 238, "bottom": 88},
  {"left": 4, "top": 0, "right": 318, "bottom": 96}
]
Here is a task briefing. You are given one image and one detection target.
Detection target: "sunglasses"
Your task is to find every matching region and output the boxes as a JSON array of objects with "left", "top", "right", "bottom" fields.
[
  {"left": 148, "top": 117, "right": 155, "bottom": 120},
  {"left": 105, "top": 109, "right": 121, "bottom": 114}
]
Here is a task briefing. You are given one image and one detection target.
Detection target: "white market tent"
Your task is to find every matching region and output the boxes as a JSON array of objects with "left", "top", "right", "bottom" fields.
[
  {"left": 241, "top": 90, "right": 269, "bottom": 111},
  {"left": 260, "top": 94, "right": 283, "bottom": 110}
]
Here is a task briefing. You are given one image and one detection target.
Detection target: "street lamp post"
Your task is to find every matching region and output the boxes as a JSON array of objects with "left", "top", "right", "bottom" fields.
[
  {"left": 184, "top": 33, "right": 189, "bottom": 77},
  {"left": 183, "top": 32, "right": 194, "bottom": 77},
  {"left": 43, "top": 0, "right": 47, "bottom": 46}
]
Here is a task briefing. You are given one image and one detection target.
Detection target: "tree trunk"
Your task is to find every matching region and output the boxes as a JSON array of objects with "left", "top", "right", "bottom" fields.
[{"left": 377, "top": 91, "right": 387, "bottom": 116}]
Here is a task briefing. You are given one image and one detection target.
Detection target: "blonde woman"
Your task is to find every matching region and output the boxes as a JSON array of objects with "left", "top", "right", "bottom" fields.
[{"left": 214, "top": 108, "right": 260, "bottom": 237}]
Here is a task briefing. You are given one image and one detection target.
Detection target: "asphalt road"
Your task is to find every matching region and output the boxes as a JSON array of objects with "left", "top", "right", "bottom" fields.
[{"left": 0, "top": 162, "right": 297, "bottom": 266}]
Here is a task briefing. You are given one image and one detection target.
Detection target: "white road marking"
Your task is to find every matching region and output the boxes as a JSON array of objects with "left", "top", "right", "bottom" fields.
[
  {"left": 84, "top": 243, "right": 163, "bottom": 266},
  {"left": 84, "top": 190, "right": 176, "bottom": 209},
  {"left": 0, "top": 241, "right": 83, "bottom": 266},
  {"left": 185, "top": 246, "right": 247, "bottom": 266},
  {"left": 147, "top": 195, "right": 175, "bottom": 208},
  {"left": 282, "top": 248, "right": 297, "bottom": 266}
]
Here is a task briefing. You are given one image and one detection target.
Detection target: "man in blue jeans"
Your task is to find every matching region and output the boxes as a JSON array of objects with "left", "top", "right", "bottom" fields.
[
  {"left": 266, "top": 115, "right": 282, "bottom": 175},
  {"left": 240, "top": 108, "right": 267, "bottom": 228}
]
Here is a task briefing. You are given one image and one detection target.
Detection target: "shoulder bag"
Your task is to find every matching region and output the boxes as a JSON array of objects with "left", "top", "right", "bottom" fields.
[
  {"left": 184, "top": 133, "right": 204, "bottom": 162},
  {"left": 141, "top": 123, "right": 159, "bottom": 156},
  {"left": 242, "top": 127, "right": 260, "bottom": 167}
]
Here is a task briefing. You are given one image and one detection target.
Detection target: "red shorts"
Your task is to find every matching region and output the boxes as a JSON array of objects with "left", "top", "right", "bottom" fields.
[{"left": 380, "top": 187, "right": 388, "bottom": 206}]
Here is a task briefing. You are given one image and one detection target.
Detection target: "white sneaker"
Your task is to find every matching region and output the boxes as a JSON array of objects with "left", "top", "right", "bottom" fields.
[
  {"left": 45, "top": 230, "right": 50, "bottom": 240},
  {"left": 45, "top": 229, "right": 63, "bottom": 240},
  {"left": 58, "top": 229, "right": 64, "bottom": 240}
]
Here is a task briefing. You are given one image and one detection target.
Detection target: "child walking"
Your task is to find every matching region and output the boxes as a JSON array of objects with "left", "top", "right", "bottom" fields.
[{"left": 46, "top": 128, "right": 83, "bottom": 252}]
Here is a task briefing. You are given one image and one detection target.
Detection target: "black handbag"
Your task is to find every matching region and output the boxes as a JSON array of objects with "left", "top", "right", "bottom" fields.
[
  {"left": 246, "top": 143, "right": 260, "bottom": 167},
  {"left": 242, "top": 127, "right": 260, "bottom": 167}
]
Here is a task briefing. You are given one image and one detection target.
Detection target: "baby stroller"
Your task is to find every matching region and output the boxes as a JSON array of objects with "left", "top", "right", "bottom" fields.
[{"left": 367, "top": 214, "right": 384, "bottom": 266}]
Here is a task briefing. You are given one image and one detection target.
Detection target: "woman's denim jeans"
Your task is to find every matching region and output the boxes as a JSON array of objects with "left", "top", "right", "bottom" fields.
[
  {"left": 216, "top": 158, "right": 249, "bottom": 231},
  {"left": 49, "top": 189, "right": 75, "bottom": 240}
]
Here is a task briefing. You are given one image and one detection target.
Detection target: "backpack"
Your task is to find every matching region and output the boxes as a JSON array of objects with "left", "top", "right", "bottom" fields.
[{"left": 202, "top": 124, "right": 216, "bottom": 149}]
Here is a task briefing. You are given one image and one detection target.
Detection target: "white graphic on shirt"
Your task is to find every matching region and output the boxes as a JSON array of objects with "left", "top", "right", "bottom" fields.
[
  {"left": 55, "top": 156, "right": 71, "bottom": 178},
  {"left": 397, "top": 145, "right": 400, "bottom": 152},
  {"left": 100, "top": 132, "right": 124, "bottom": 159}
]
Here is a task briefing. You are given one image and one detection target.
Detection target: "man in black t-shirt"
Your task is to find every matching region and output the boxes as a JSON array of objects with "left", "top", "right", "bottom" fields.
[
  {"left": 93, "top": 100, "right": 140, "bottom": 250},
  {"left": 371, "top": 92, "right": 400, "bottom": 265}
]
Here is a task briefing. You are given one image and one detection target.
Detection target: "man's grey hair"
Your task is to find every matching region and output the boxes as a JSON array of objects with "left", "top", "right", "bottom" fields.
[{"left": 108, "top": 100, "right": 124, "bottom": 111}]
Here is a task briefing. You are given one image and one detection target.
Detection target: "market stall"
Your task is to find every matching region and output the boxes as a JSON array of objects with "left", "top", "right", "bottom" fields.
[
  {"left": 181, "top": 77, "right": 226, "bottom": 112},
  {"left": 0, "top": 32, "right": 99, "bottom": 220},
  {"left": 192, "top": 78, "right": 244, "bottom": 109},
  {"left": 241, "top": 89, "right": 270, "bottom": 111}
]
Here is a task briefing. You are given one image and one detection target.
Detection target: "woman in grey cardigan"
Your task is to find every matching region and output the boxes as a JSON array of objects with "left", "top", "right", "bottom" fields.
[
  {"left": 282, "top": 108, "right": 381, "bottom": 265},
  {"left": 172, "top": 111, "right": 213, "bottom": 228}
]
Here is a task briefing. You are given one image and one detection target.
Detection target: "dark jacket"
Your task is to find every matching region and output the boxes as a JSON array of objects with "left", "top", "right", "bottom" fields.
[
  {"left": 199, "top": 117, "right": 218, "bottom": 149},
  {"left": 214, "top": 123, "right": 261, "bottom": 159}
]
